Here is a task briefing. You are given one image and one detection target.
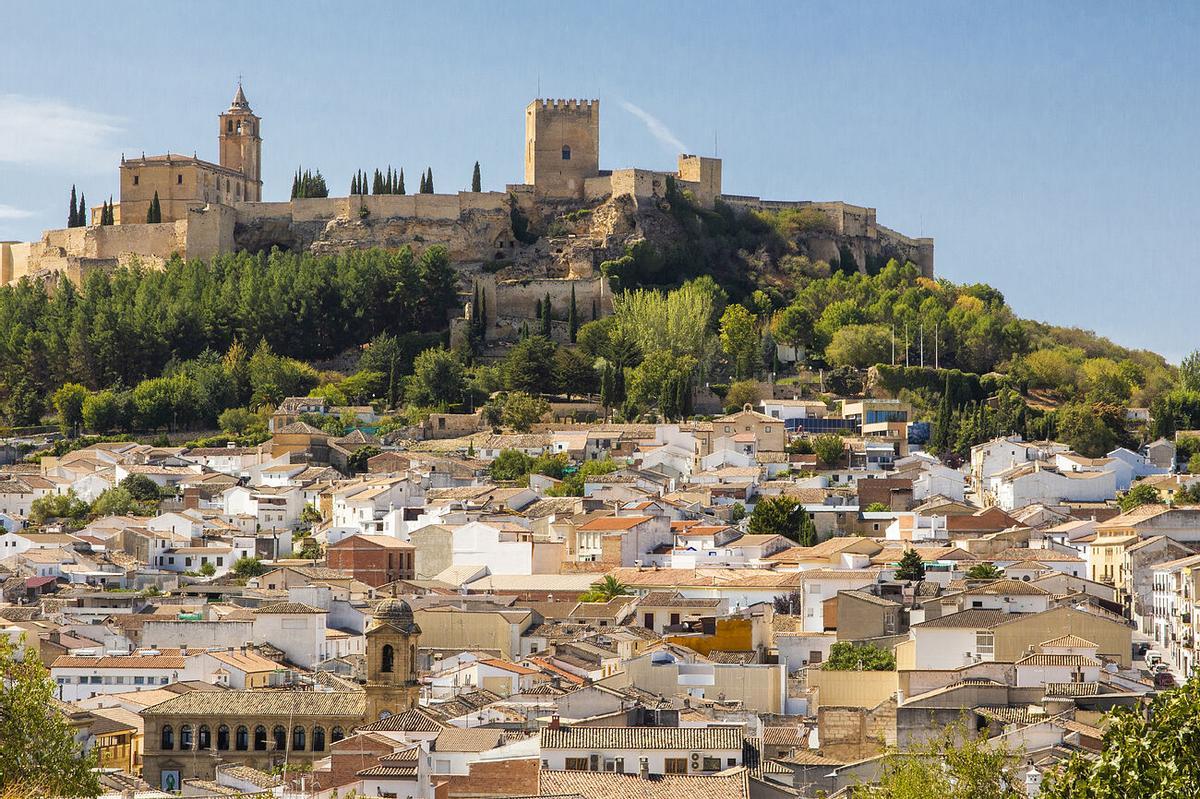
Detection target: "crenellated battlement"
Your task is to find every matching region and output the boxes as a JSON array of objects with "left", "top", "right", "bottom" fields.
[{"left": 532, "top": 98, "right": 599, "bottom": 113}]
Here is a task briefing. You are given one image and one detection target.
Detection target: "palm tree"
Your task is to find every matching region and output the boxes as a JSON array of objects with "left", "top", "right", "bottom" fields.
[
  {"left": 582, "top": 575, "right": 631, "bottom": 602},
  {"left": 966, "top": 562, "right": 1004, "bottom": 580}
]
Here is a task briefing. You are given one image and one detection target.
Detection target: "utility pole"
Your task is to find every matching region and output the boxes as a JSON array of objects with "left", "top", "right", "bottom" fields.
[
  {"left": 934, "top": 321, "right": 939, "bottom": 370},
  {"left": 920, "top": 323, "right": 924, "bottom": 368},
  {"left": 891, "top": 325, "right": 895, "bottom": 366},
  {"left": 904, "top": 323, "right": 909, "bottom": 367}
]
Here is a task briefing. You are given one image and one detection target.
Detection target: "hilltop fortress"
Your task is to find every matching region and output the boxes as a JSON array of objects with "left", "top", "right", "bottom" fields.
[{"left": 0, "top": 87, "right": 933, "bottom": 343}]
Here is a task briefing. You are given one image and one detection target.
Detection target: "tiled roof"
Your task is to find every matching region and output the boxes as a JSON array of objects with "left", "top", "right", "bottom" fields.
[
  {"left": 976, "top": 706, "right": 1049, "bottom": 726},
  {"left": 963, "top": 579, "right": 1050, "bottom": 596},
  {"left": 991, "top": 548, "right": 1083, "bottom": 563},
  {"left": 433, "top": 727, "right": 506, "bottom": 752},
  {"left": 1040, "top": 634, "right": 1098, "bottom": 649},
  {"left": 1044, "top": 682, "right": 1100, "bottom": 697},
  {"left": 52, "top": 654, "right": 188, "bottom": 669},
  {"left": 540, "top": 725, "right": 743, "bottom": 750},
  {"left": 912, "top": 608, "right": 1010, "bottom": 629},
  {"left": 1016, "top": 653, "right": 1101, "bottom": 667},
  {"left": 538, "top": 767, "right": 750, "bottom": 799},
  {"left": 578, "top": 515, "right": 653, "bottom": 532},
  {"left": 251, "top": 602, "right": 326, "bottom": 614},
  {"left": 355, "top": 707, "right": 445, "bottom": 732},
  {"left": 145, "top": 691, "right": 364, "bottom": 717}
]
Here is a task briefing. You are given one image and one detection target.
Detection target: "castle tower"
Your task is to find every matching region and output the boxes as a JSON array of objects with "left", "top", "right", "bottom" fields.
[
  {"left": 524, "top": 98, "right": 599, "bottom": 198},
  {"left": 218, "top": 83, "right": 262, "bottom": 201},
  {"left": 363, "top": 598, "right": 421, "bottom": 721}
]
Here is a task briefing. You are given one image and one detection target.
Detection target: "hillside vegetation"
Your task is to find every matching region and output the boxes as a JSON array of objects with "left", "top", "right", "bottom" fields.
[{"left": 0, "top": 193, "right": 1192, "bottom": 466}]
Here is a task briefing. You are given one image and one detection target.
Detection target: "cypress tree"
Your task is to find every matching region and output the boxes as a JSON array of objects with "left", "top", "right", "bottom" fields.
[
  {"left": 398, "top": 169, "right": 405, "bottom": 195},
  {"left": 568, "top": 285, "right": 578, "bottom": 342},
  {"left": 350, "top": 173, "right": 358, "bottom": 195},
  {"left": 471, "top": 161, "right": 481, "bottom": 192},
  {"left": 146, "top": 191, "right": 162, "bottom": 223},
  {"left": 534, "top": 298, "right": 543, "bottom": 320},
  {"left": 372, "top": 169, "right": 383, "bottom": 195},
  {"left": 77, "top": 193, "right": 86, "bottom": 226},
  {"left": 541, "top": 292, "right": 552, "bottom": 338},
  {"left": 68, "top": 184, "right": 78, "bottom": 228},
  {"left": 424, "top": 168, "right": 434, "bottom": 193}
]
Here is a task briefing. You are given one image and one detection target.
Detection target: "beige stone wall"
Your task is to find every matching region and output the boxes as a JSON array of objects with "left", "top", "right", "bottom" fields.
[
  {"left": 677, "top": 155, "right": 722, "bottom": 205},
  {"left": 809, "top": 669, "right": 898, "bottom": 709},
  {"left": 525, "top": 99, "right": 600, "bottom": 197},
  {"left": 120, "top": 159, "right": 250, "bottom": 224},
  {"left": 817, "top": 697, "right": 897, "bottom": 762}
]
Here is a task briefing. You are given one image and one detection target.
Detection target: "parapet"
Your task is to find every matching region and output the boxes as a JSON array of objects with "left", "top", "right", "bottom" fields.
[{"left": 528, "top": 98, "right": 599, "bottom": 114}]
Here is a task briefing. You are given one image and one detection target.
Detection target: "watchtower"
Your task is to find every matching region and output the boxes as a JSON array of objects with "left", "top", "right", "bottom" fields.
[
  {"left": 218, "top": 83, "right": 262, "bottom": 201},
  {"left": 524, "top": 98, "right": 599, "bottom": 198},
  {"left": 363, "top": 598, "right": 421, "bottom": 721}
]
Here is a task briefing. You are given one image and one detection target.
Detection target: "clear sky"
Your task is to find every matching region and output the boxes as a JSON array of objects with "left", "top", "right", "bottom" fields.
[{"left": 1, "top": 2, "right": 1196, "bottom": 360}]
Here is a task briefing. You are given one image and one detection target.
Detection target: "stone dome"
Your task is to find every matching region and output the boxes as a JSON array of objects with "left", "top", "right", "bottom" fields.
[{"left": 374, "top": 598, "right": 415, "bottom": 629}]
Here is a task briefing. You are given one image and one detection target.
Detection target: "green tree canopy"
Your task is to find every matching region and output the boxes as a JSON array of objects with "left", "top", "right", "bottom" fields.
[
  {"left": 894, "top": 548, "right": 926, "bottom": 581},
  {"left": 748, "top": 496, "right": 817, "bottom": 546},
  {"left": 408, "top": 347, "right": 466, "bottom": 407},
  {"left": 1041, "top": 676, "right": 1200, "bottom": 798},
  {"left": 823, "top": 641, "right": 896, "bottom": 671},
  {"left": 1119, "top": 481, "right": 1163, "bottom": 512},
  {"left": 0, "top": 635, "right": 101, "bottom": 797}
]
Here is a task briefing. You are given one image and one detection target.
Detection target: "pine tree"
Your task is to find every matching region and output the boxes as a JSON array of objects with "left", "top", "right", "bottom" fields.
[
  {"left": 895, "top": 548, "right": 926, "bottom": 581},
  {"left": 568, "top": 285, "right": 579, "bottom": 342},
  {"left": 930, "top": 373, "right": 953, "bottom": 454},
  {"left": 541, "top": 292, "right": 552, "bottom": 338},
  {"left": 68, "top": 184, "right": 78, "bottom": 228},
  {"left": 398, "top": 168, "right": 405, "bottom": 195},
  {"left": 471, "top": 161, "right": 481, "bottom": 192},
  {"left": 77, "top": 193, "right": 86, "bottom": 226}
]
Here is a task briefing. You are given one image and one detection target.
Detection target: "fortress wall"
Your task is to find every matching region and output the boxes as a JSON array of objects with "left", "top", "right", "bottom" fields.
[
  {"left": 238, "top": 201, "right": 295, "bottom": 220},
  {"left": 458, "top": 191, "right": 507, "bottom": 212},
  {"left": 480, "top": 275, "right": 611, "bottom": 336},
  {"left": 584, "top": 175, "right": 613, "bottom": 201},
  {"left": 411, "top": 193, "right": 461, "bottom": 220},
  {"left": 356, "top": 194, "right": 417, "bottom": 218},
  {"left": 290, "top": 197, "right": 345, "bottom": 222},
  {"left": 184, "top": 205, "right": 237, "bottom": 261},
  {"left": 91, "top": 220, "right": 186, "bottom": 261}
]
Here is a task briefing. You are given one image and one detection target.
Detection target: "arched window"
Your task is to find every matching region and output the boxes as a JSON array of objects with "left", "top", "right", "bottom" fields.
[
  {"left": 180, "top": 724, "right": 193, "bottom": 750},
  {"left": 562, "top": 145, "right": 571, "bottom": 161},
  {"left": 254, "top": 725, "right": 267, "bottom": 751},
  {"left": 197, "top": 725, "right": 211, "bottom": 750},
  {"left": 235, "top": 726, "right": 248, "bottom": 751},
  {"left": 331, "top": 726, "right": 345, "bottom": 743},
  {"left": 312, "top": 726, "right": 326, "bottom": 752},
  {"left": 381, "top": 644, "right": 394, "bottom": 673},
  {"left": 217, "top": 725, "right": 230, "bottom": 750},
  {"left": 161, "top": 725, "right": 174, "bottom": 750},
  {"left": 273, "top": 725, "right": 286, "bottom": 751},
  {"left": 292, "top": 726, "right": 306, "bottom": 751}
]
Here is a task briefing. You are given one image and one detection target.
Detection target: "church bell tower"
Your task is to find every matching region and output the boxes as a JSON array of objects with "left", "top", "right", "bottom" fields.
[
  {"left": 364, "top": 598, "right": 422, "bottom": 721},
  {"left": 218, "top": 83, "right": 262, "bottom": 201}
]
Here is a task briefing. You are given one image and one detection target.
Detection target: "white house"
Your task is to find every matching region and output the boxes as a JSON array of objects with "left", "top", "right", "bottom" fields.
[
  {"left": 539, "top": 725, "right": 744, "bottom": 775},
  {"left": 992, "top": 464, "right": 1116, "bottom": 511},
  {"left": 51, "top": 650, "right": 205, "bottom": 702}
]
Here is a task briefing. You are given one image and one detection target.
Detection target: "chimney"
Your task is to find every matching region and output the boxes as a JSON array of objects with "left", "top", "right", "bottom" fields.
[
  {"left": 638, "top": 757, "right": 649, "bottom": 779},
  {"left": 549, "top": 713, "right": 560, "bottom": 730},
  {"left": 180, "top": 644, "right": 188, "bottom": 657}
]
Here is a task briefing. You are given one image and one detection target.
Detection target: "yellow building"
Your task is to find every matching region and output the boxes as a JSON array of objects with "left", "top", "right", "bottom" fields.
[
  {"left": 115, "top": 83, "right": 262, "bottom": 224},
  {"left": 1088, "top": 533, "right": 1138, "bottom": 586},
  {"left": 88, "top": 706, "right": 143, "bottom": 775}
]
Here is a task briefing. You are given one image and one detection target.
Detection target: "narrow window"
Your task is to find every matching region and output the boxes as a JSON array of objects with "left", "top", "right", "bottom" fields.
[
  {"left": 236, "top": 726, "right": 248, "bottom": 751},
  {"left": 312, "top": 726, "right": 325, "bottom": 752},
  {"left": 132, "top": 175, "right": 139, "bottom": 186},
  {"left": 197, "top": 725, "right": 211, "bottom": 750},
  {"left": 254, "top": 725, "right": 267, "bottom": 751},
  {"left": 160, "top": 725, "right": 174, "bottom": 750},
  {"left": 180, "top": 724, "right": 193, "bottom": 749},
  {"left": 273, "top": 725, "right": 286, "bottom": 751},
  {"left": 381, "top": 644, "right": 394, "bottom": 673},
  {"left": 562, "top": 145, "right": 571, "bottom": 160},
  {"left": 217, "top": 725, "right": 229, "bottom": 750},
  {"left": 177, "top": 174, "right": 183, "bottom": 185},
  {"left": 292, "top": 726, "right": 306, "bottom": 751}
]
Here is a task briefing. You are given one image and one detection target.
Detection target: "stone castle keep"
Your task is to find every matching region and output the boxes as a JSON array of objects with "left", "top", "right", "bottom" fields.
[{"left": 0, "top": 87, "right": 934, "bottom": 330}]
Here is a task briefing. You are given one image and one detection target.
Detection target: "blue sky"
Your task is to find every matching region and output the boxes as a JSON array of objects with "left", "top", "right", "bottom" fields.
[{"left": 1, "top": 1, "right": 1196, "bottom": 360}]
